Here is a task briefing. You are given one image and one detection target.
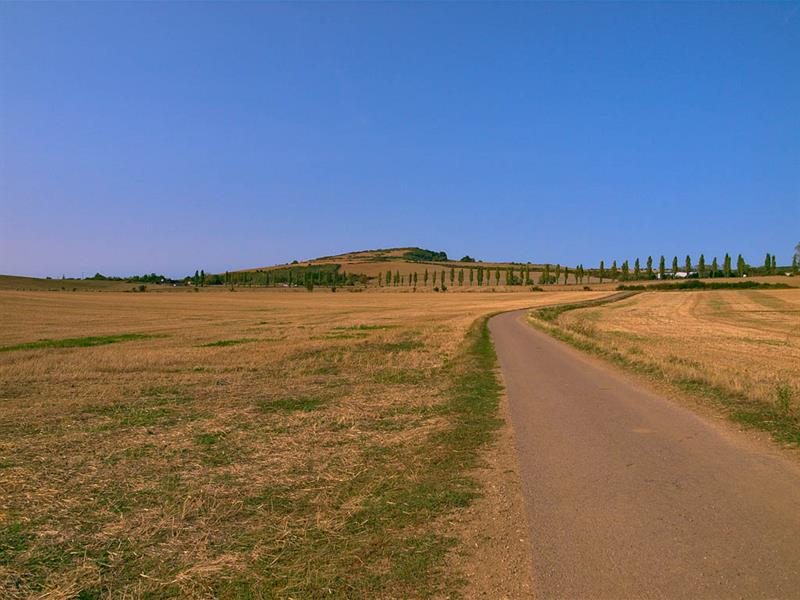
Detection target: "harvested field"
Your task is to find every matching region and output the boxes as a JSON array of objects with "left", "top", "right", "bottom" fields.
[
  {"left": 531, "top": 289, "right": 800, "bottom": 445},
  {"left": 0, "top": 288, "right": 604, "bottom": 598}
]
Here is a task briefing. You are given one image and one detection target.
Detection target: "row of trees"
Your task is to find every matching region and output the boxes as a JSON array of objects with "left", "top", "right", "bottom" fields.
[
  {"left": 376, "top": 264, "right": 589, "bottom": 288},
  {"left": 592, "top": 251, "right": 797, "bottom": 283}
]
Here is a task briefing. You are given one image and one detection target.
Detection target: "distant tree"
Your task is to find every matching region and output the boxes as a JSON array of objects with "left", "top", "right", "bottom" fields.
[
  {"left": 305, "top": 273, "right": 314, "bottom": 292},
  {"left": 433, "top": 270, "right": 438, "bottom": 287},
  {"left": 460, "top": 255, "right": 476, "bottom": 262},
  {"left": 610, "top": 260, "right": 618, "bottom": 280},
  {"left": 378, "top": 272, "right": 383, "bottom": 287},
  {"left": 737, "top": 254, "right": 745, "bottom": 278},
  {"left": 441, "top": 270, "right": 446, "bottom": 288},
  {"left": 458, "top": 269, "right": 464, "bottom": 286},
  {"left": 621, "top": 260, "right": 629, "bottom": 281},
  {"left": 658, "top": 256, "right": 665, "bottom": 280},
  {"left": 413, "top": 272, "right": 418, "bottom": 287},
  {"left": 599, "top": 260, "right": 605, "bottom": 284},
  {"left": 554, "top": 264, "right": 561, "bottom": 284},
  {"left": 386, "top": 269, "right": 392, "bottom": 286},
  {"left": 424, "top": 269, "right": 429, "bottom": 286},
  {"left": 634, "top": 258, "right": 640, "bottom": 280},
  {"left": 469, "top": 268, "right": 474, "bottom": 286},
  {"left": 401, "top": 275, "right": 405, "bottom": 286},
  {"left": 684, "top": 255, "right": 691, "bottom": 274},
  {"left": 477, "top": 267, "right": 484, "bottom": 286},
  {"left": 771, "top": 255, "right": 777, "bottom": 274},
  {"left": 539, "top": 264, "right": 547, "bottom": 285},
  {"left": 764, "top": 253, "right": 772, "bottom": 275},
  {"left": 193, "top": 270, "right": 199, "bottom": 285},
  {"left": 711, "top": 257, "right": 718, "bottom": 278},
  {"left": 395, "top": 270, "right": 400, "bottom": 286},
  {"left": 722, "top": 254, "right": 731, "bottom": 277},
  {"left": 563, "top": 266, "right": 570, "bottom": 285},
  {"left": 450, "top": 268, "right": 455, "bottom": 286},
  {"left": 495, "top": 268, "right": 501, "bottom": 286},
  {"left": 698, "top": 254, "right": 706, "bottom": 278},
  {"left": 793, "top": 254, "right": 798, "bottom": 276},
  {"left": 672, "top": 256, "right": 678, "bottom": 274}
]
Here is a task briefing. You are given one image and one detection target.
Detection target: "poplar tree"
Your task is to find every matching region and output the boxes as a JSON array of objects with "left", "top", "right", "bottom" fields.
[
  {"left": 646, "top": 256, "right": 653, "bottom": 279},
  {"left": 737, "top": 254, "right": 745, "bottom": 277},
  {"left": 495, "top": 268, "right": 501, "bottom": 285},
  {"left": 771, "top": 255, "right": 776, "bottom": 274},
  {"left": 634, "top": 258, "right": 640, "bottom": 280},
  {"left": 685, "top": 255, "right": 691, "bottom": 274},
  {"left": 723, "top": 254, "right": 731, "bottom": 277},
  {"left": 477, "top": 267, "right": 484, "bottom": 286},
  {"left": 564, "top": 266, "right": 570, "bottom": 285},
  {"left": 450, "top": 268, "right": 455, "bottom": 286},
  {"left": 792, "top": 255, "right": 798, "bottom": 276},
  {"left": 413, "top": 272, "right": 418, "bottom": 287},
  {"left": 386, "top": 269, "right": 392, "bottom": 287},
  {"left": 469, "top": 269, "right": 474, "bottom": 286},
  {"left": 610, "top": 260, "right": 618, "bottom": 280},
  {"left": 698, "top": 254, "right": 706, "bottom": 278},
  {"left": 433, "top": 271, "right": 438, "bottom": 287},
  {"left": 764, "top": 253, "right": 772, "bottom": 275},
  {"left": 672, "top": 256, "right": 678, "bottom": 274},
  {"left": 378, "top": 272, "right": 383, "bottom": 287},
  {"left": 540, "top": 264, "right": 551, "bottom": 285},
  {"left": 441, "top": 270, "right": 446, "bottom": 289},
  {"left": 554, "top": 264, "right": 561, "bottom": 284},
  {"left": 599, "top": 260, "right": 605, "bottom": 283},
  {"left": 424, "top": 269, "right": 429, "bottom": 286},
  {"left": 711, "top": 257, "right": 718, "bottom": 278},
  {"left": 621, "top": 260, "right": 629, "bottom": 281},
  {"left": 659, "top": 256, "right": 665, "bottom": 280},
  {"left": 458, "top": 269, "right": 464, "bottom": 286}
]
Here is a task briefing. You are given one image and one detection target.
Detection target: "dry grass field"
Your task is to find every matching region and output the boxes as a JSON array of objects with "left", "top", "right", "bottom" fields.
[
  {"left": 530, "top": 289, "right": 800, "bottom": 445},
  {"left": 0, "top": 288, "right": 605, "bottom": 599}
]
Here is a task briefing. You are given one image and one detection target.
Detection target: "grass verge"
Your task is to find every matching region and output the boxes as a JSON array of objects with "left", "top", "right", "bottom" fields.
[
  {"left": 617, "top": 280, "right": 791, "bottom": 291},
  {"left": 528, "top": 298, "right": 800, "bottom": 446},
  {"left": 217, "top": 316, "right": 504, "bottom": 598}
]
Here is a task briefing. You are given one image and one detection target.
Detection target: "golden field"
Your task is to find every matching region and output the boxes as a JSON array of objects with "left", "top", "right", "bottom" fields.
[
  {"left": 0, "top": 288, "right": 605, "bottom": 598},
  {"left": 532, "top": 289, "right": 800, "bottom": 444}
]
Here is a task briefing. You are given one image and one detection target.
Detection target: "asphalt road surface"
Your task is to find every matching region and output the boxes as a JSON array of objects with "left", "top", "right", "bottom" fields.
[{"left": 489, "top": 309, "right": 800, "bottom": 599}]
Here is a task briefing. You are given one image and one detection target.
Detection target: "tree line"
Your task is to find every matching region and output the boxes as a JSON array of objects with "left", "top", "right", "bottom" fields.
[{"left": 589, "top": 251, "right": 797, "bottom": 283}]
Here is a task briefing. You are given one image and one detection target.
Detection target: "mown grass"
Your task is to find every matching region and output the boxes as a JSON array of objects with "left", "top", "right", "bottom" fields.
[
  {"left": 0, "top": 333, "right": 158, "bottom": 353},
  {"left": 529, "top": 296, "right": 800, "bottom": 446}
]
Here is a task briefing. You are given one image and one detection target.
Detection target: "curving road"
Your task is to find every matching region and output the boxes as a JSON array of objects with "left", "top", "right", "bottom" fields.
[{"left": 489, "top": 309, "right": 800, "bottom": 599}]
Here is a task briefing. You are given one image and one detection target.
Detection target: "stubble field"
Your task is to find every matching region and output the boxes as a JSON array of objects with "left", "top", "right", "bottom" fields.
[{"left": 0, "top": 288, "right": 604, "bottom": 598}]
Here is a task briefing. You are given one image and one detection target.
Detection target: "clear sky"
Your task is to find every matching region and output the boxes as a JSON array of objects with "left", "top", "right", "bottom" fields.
[{"left": 1, "top": 2, "right": 798, "bottom": 278}]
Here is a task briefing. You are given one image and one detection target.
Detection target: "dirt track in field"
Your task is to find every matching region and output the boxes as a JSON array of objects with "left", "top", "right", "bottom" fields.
[{"left": 490, "top": 309, "right": 800, "bottom": 599}]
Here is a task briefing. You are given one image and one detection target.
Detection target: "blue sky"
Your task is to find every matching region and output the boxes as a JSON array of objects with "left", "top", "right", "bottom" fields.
[{"left": 1, "top": 2, "right": 798, "bottom": 278}]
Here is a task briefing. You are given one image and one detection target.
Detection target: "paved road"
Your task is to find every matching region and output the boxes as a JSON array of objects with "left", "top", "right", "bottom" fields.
[{"left": 489, "top": 309, "right": 800, "bottom": 599}]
